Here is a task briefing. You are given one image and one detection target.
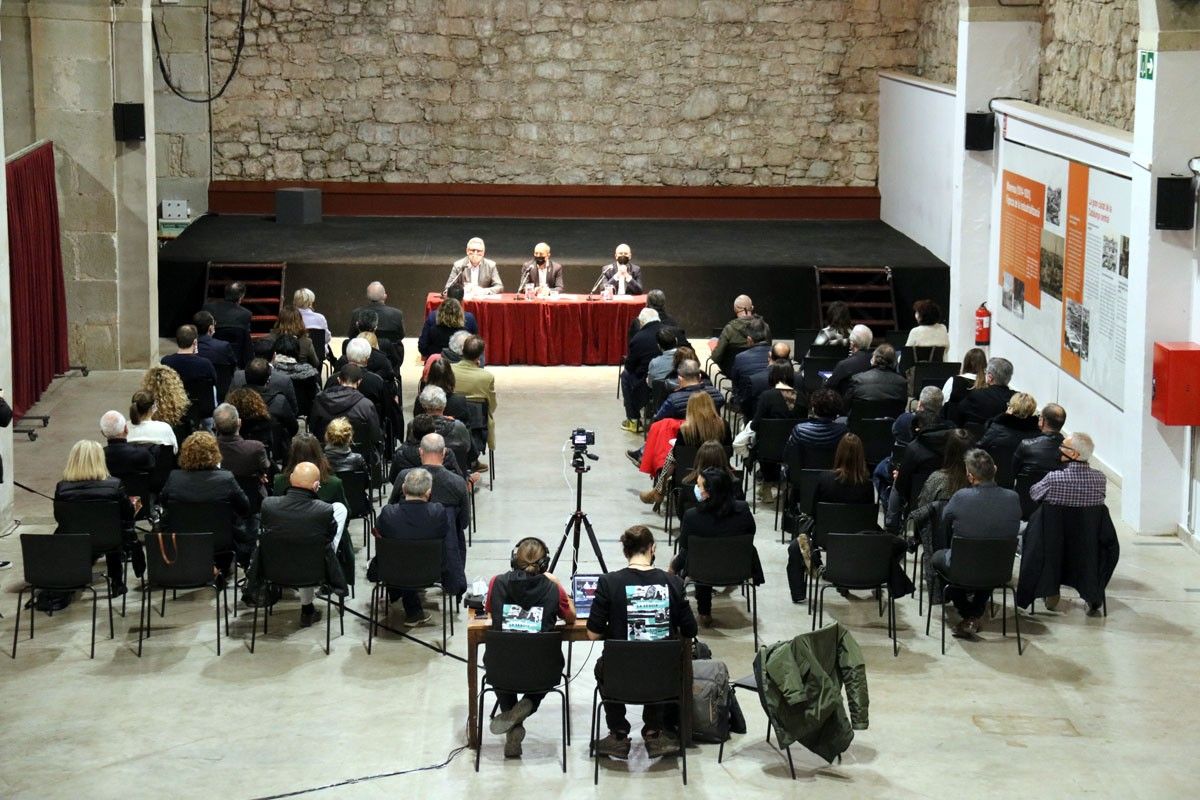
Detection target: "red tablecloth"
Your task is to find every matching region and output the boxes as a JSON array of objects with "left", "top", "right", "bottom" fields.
[{"left": 425, "top": 292, "right": 646, "bottom": 366}]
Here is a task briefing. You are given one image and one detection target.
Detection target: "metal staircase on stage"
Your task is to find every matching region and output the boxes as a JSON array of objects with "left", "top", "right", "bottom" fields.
[
  {"left": 204, "top": 261, "right": 288, "bottom": 337},
  {"left": 814, "top": 266, "right": 898, "bottom": 337}
]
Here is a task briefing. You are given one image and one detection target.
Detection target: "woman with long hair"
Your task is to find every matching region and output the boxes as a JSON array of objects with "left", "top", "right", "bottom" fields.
[
  {"left": 126, "top": 389, "right": 179, "bottom": 453},
  {"left": 813, "top": 433, "right": 875, "bottom": 507},
  {"left": 640, "top": 391, "right": 731, "bottom": 504},
  {"left": 272, "top": 432, "right": 347, "bottom": 506},
  {"left": 159, "top": 431, "right": 253, "bottom": 576},
  {"left": 140, "top": 365, "right": 193, "bottom": 439},
  {"left": 672, "top": 467, "right": 762, "bottom": 627},
  {"left": 258, "top": 305, "right": 320, "bottom": 368},
  {"left": 53, "top": 440, "right": 142, "bottom": 600},
  {"left": 418, "top": 298, "right": 469, "bottom": 359},
  {"left": 227, "top": 387, "right": 275, "bottom": 455},
  {"left": 943, "top": 347, "right": 988, "bottom": 403},
  {"left": 909, "top": 428, "right": 974, "bottom": 601},
  {"left": 814, "top": 301, "right": 853, "bottom": 347},
  {"left": 414, "top": 356, "right": 471, "bottom": 421}
]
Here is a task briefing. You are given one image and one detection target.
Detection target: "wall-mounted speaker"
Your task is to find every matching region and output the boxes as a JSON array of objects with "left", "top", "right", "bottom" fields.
[
  {"left": 964, "top": 112, "right": 995, "bottom": 151},
  {"left": 113, "top": 103, "right": 145, "bottom": 142},
  {"left": 1156, "top": 176, "right": 1196, "bottom": 231}
]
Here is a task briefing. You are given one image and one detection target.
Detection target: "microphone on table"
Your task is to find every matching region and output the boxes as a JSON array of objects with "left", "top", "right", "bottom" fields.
[{"left": 588, "top": 268, "right": 610, "bottom": 298}]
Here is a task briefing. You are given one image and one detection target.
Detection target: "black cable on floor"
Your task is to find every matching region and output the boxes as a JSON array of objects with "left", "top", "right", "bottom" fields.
[
  {"left": 249, "top": 745, "right": 469, "bottom": 800},
  {"left": 13, "top": 480, "right": 54, "bottom": 501}
]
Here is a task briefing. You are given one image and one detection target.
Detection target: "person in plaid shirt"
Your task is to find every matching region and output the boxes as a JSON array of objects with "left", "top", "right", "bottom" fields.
[{"left": 1029, "top": 433, "right": 1106, "bottom": 507}]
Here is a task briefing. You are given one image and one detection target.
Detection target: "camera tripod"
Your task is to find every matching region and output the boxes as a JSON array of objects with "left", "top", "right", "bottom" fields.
[{"left": 549, "top": 449, "right": 608, "bottom": 576}]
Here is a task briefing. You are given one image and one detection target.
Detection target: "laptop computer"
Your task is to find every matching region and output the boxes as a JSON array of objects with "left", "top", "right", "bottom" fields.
[{"left": 571, "top": 573, "right": 601, "bottom": 620}]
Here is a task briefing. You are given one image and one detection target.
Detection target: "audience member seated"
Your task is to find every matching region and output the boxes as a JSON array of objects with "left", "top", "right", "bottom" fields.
[
  {"left": 588, "top": 526, "right": 698, "bottom": 760},
  {"left": 346, "top": 281, "right": 405, "bottom": 367},
  {"left": 813, "top": 301, "right": 853, "bottom": 347},
  {"left": 336, "top": 337, "right": 395, "bottom": 425},
  {"left": 391, "top": 433, "right": 470, "bottom": 554},
  {"left": 785, "top": 433, "right": 877, "bottom": 603},
  {"left": 887, "top": 409, "right": 956, "bottom": 530},
  {"left": 389, "top": 414, "right": 464, "bottom": 481},
  {"left": 749, "top": 361, "right": 806, "bottom": 500},
  {"left": 639, "top": 391, "right": 730, "bottom": 505},
  {"left": 415, "top": 385, "right": 476, "bottom": 471},
  {"left": 907, "top": 428, "right": 973, "bottom": 599},
  {"left": 955, "top": 356, "right": 1015, "bottom": 426},
  {"left": 904, "top": 299, "right": 950, "bottom": 349},
  {"left": 370, "top": 468, "right": 467, "bottom": 625},
  {"left": 308, "top": 364, "right": 381, "bottom": 446},
  {"left": 338, "top": 312, "right": 398, "bottom": 383},
  {"left": 101, "top": 409, "right": 155, "bottom": 484},
  {"left": 126, "top": 391, "right": 178, "bottom": 453},
  {"left": 203, "top": 280, "right": 252, "bottom": 331},
  {"left": 844, "top": 343, "right": 907, "bottom": 407},
  {"left": 663, "top": 345, "right": 704, "bottom": 392},
  {"left": 254, "top": 306, "right": 321, "bottom": 369},
  {"left": 272, "top": 433, "right": 349, "bottom": 508},
  {"left": 825, "top": 325, "right": 875, "bottom": 397},
  {"left": 873, "top": 385, "right": 943, "bottom": 503},
  {"left": 483, "top": 536, "right": 577, "bottom": 758},
  {"left": 160, "top": 431, "right": 254, "bottom": 576},
  {"left": 162, "top": 324, "right": 219, "bottom": 420},
  {"left": 672, "top": 467, "right": 761, "bottom": 628},
  {"left": 192, "top": 310, "right": 238, "bottom": 369},
  {"left": 451, "top": 335, "right": 498, "bottom": 451},
  {"left": 709, "top": 294, "right": 769, "bottom": 376},
  {"left": 783, "top": 388, "right": 847, "bottom": 469},
  {"left": 322, "top": 417, "right": 367, "bottom": 475},
  {"left": 231, "top": 358, "right": 299, "bottom": 438},
  {"left": 294, "top": 287, "right": 330, "bottom": 338},
  {"left": 1012, "top": 403, "right": 1068, "bottom": 513},
  {"left": 943, "top": 347, "right": 988, "bottom": 404},
  {"left": 418, "top": 297, "right": 473, "bottom": 360},
  {"left": 414, "top": 357, "right": 472, "bottom": 422},
  {"left": 620, "top": 307, "right": 665, "bottom": 433},
  {"left": 1029, "top": 432, "right": 1106, "bottom": 508},
  {"left": 931, "top": 449, "right": 1020, "bottom": 639},
  {"left": 742, "top": 341, "right": 800, "bottom": 419},
  {"left": 54, "top": 439, "right": 142, "bottom": 600},
  {"left": 270, "top": 334, "right": 320, "bottom": 383},
  {"left": 421, "top": 285, "right": 478, "bottom": 355},
  {"left": 140, "top": 365, "right": 195, "bottom": 443},
  {"left": 213, "top": 402, "right": 271, "bottom": 508},
  {"left": 646, "top": 327, "right": 680, "bottom": 384},
  {"left": 258, "top": 461, "right": 348, "bottom": 627},
  {"left": 226, "top": 387, "right": 277, "bottom": 460},
  {"left": 976, "top": 392, "right": 1040, "bottom": 486},
  {"left": 728, "top": 317, "right": 771, "bottom": 409},
  {"left": 628, "top": 289, "right": 686, "bottom": 345},
  {"left": 650, "top": 359, "right": 724, "bottom": 423}
]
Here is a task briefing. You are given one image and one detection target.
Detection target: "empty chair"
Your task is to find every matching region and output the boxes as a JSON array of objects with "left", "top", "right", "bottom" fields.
[
  {"left": 910, "top": 362, "right": 961, "bottom": 398},
  {"left": 814, "top": 533, "right": 899, "bottom": 655},
  {"left": 718, "top": 669, "right": 798, "bottom": 779},
  {"left": 139, "top": 532, "right": 226, "bottom": 656},
  {"left": 11, "top": 534, "right": 112, "bottom": 659},
  {"left": 687, "top": 534, "right": 760, "bottom": 650},
  {"left": 475, "top": 630, "right": 569, "bottom": 771},
  {"left": 927, "top": 535, "right": 1022, "bottom": 655},
  {"left": 747, "top": 418, "right": 794, "bottom": 518},
  {"left": 848, "top": 417, "right": 895, "bottom": 468},
  {"left": 847, "top": 398, "right": 905, "bottom": 426},
  {"left": 368, "top": 537, "right": 452, "bottom": 655}
]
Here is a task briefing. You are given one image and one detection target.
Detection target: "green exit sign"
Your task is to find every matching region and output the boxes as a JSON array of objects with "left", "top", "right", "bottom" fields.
[{"left": 1139, "top": 50, "right": 1155, "bottom": 80}]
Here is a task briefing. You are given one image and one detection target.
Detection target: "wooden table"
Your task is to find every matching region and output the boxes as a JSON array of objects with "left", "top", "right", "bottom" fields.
[{"left": 465, "top": 614, "right": 692, "bottom": 749}]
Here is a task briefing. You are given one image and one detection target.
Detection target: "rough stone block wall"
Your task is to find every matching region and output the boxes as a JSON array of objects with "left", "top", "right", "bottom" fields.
[
  {"left": 1040, "top": 0, "right": 1138, "bottom": 131},
  {"left": 204, "top": 0, "right": 925, "bottom": 187},
  {"left": 154, "top": 1, "right": 212, "bottom": 215},
  {"left": 915, "top": 0, "right": 957, "bottom": 84}
]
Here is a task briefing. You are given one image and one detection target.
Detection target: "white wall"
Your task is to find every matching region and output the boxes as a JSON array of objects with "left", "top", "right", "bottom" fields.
[{"left": 878, "top": 71, "right": 956, "bottom": 264}]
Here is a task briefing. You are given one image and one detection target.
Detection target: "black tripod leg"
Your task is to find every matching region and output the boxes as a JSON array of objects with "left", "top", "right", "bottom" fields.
[{"left": 578, "top": 513, "right": 607, "bottom": 573}]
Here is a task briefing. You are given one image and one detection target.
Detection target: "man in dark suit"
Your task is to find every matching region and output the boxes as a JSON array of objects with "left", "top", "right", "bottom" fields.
[
  {"left": 391, "top": 433, "right": 470, "bottom": 554},
  {"left": 957, "top": 357, "right": 1016, "bottom": 425},
  {"left": 213, "top": 403, "right": 270, "bottom": 503},
  {"left": 628, "top": 289, "right": 686, "bottom": 345},
  {"left": 347, "top": 282, "right": 405, "bottom": 368},
  {"left": 101, "top": 409, "right": 155, "bottom": 481},
  {"left": 518, "top": 242, "right": 565, "bottom": 296},
  {"left": 203, "top": 281, "right": 252, "bottom": 331},
  {"left": 193, "top": 311, "right": 237, "bottom": 367},
  {"left": 1012, "top": 403, "right": 1067, "bottom": 516},
  {"left": 598, "top": 243, "right": 643, "bottom": 296},
  {"left": 845, "top": 344, "right": 908, "bottom": 407},
  {"left": 620, "top": 308, "right": 665, "bottom": 433},
  {"left": 259, "top": 461, "right": 347, "bottom": 626},
  {"left": 825, "top": 324, "right": 875, "bottom": 398},
  {"left": 729, "top": 317, "right": 771, "bottom": 409},
  {"left": 232, "top": 358, "right": 299, "bottom": 438},
  {"left": 369, "top": 467, "right": 466, "bottom": 625},
  {"left": 741, "top": 341, "right": 799, "bottom": 418}
]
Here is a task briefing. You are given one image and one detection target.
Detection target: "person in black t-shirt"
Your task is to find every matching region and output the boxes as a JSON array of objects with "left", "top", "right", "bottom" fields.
[{"left": 587, "top": 526, "right": 697, "bottom": 760}]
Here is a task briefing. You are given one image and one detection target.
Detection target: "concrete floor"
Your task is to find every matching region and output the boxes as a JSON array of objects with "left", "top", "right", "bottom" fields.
[{"left": 1, "top": 343, "right": 1198, "bottom": 799}]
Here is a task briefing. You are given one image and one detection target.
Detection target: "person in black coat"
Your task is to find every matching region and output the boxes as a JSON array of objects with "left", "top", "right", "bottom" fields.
[
  {"left": 369, "top": 467, "right": 467, "bottom": 624},
  {"left": 888, "top": 410, "right": 956, "bottom": 530},
  {"left": 345, "top": 286, "right": 405, "bottom": 369},
  {"left": 159, "top": 431, "right": 254, "bottom": 575},
  {"left": 308, "top": 364, "right": 381, "bottom": 446},
  {"left": 976, "top": 392, "right": 1041, "bottom": 488},
  {"left": 322, "top": 417, "right": 368, "bottom": 475},
  {"left": 413, "top": 357, "right": 472, "bottom": 422},
  {"left": 621, "top": 309, "right": 665, "bottom": 428},
  {"left": 752, "top": 361, "right": 807, "bottom": 431},
  {"left": 955, "top": 357, "right": 1016, "bottom": 425},
  {"left": 825, "top": 325, "right": 875, "bottom": 397},
  {"left": 101, "top": 409, "right": 156, "bottom": 483},
  {"left": 1012, "top": 402, "right": 1067, "bottom": 516},
  {"left": 844, "top": 344, "right": 907, "bottom": 408},
  {"left": 671, "top": 467, "right": 761, "bottom": 624}
]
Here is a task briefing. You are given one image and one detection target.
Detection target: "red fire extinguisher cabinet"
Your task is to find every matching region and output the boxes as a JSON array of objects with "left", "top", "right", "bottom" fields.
[{"left": 1152, "top": 342, "right": 1200, "bottom": 426}]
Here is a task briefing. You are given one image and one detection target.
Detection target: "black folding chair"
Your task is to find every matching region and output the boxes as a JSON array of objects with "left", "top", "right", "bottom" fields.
[
  {"left": 782, "top": 468, "right": 829, "bottom": 543},
  {"left": 719, "top": 664, "right": 797, "bottom": 779},
  {"left": 815, "top": 532, "right": 898, "bottom": 655},
  {"left": 909, "top": 346, "right": 945, "bottom": 364},
  {"left": 590, "top": 639, "right": 687, "bottom": 785},
  {"left": 475, "top": 630, "right": 569, "bottom": 772},
  {"left": 847, "top": 398, "right": 905, "bottom": 426},
  {"left": 292, "top": 374, "right": 320, "bottom": 420},
  {"left": 53, "top": 499, "right": 130, "bottom": 616},
  {"left": 337, "top": 469, "right": 377, "bottom": 559},
  {"left": 368, "top": 537, "right": 451, "bottom": 655},
  {"left": 687, "top": 535, "right": 759, "bottom": 650},
  {"left": 808, "top": 502, "right": 881, "bottom": 611},
  {"left": 927, "top": 535, "right": 1022, "bottom": 655},
  {"left": 163, "top": 501, "right": 243, "bottom": 623},
  {"left": 11, "top": 534, "right": 112, "bottom": 659},
  {"left": 250, "top": 534, "right": 344, "bottom": 655},
  {"left": 664, "top": 443, "right": 701, "bottom": 543},
  {"left": 792, "top": 328, "right": 820, "bottom": 361},
  {"left": 807, "top": 344, "right": 848, "bottom": 359},
  {"left": 138, "top": 532, "right": 226, "bottom": 656},
  {"left": 466, "top": 398, "right": 494, "bottom": 491},
  {"left": 910, "top": 362, "right": 961, "bottom": 398},
  {"left": 849, "top": 417, "right": 895, "bottom": 468},
  {"left": 747, "top": 418, "right": 794, "bottom": 522}
]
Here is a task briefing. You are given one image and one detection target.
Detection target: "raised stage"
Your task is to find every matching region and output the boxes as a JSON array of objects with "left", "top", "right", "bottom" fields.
[{"left": 157, "top": 214, "right": 949, "bottom": 342}]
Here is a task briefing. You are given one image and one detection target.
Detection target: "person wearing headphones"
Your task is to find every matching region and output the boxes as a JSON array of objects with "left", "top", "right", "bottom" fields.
[{"left": 484, "top": 537, "right": 577, "bottom": 758}]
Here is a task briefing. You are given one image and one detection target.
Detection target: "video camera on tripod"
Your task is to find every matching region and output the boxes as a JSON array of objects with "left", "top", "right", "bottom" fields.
[
  {"left": 570, "top": 427, "right": 598, "bottom": 469},
  {"left": 552, "top": 427, "right": 605, "bottom": 574}
]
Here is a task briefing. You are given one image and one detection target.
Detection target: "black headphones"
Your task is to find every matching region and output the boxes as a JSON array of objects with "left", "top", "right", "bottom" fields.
[{"left": 510, "top": 537, "right": 551, "bottom": 574}]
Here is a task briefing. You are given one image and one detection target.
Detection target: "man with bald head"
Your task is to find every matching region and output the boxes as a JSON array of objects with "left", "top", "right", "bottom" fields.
[
  {"left": 599, "top": 243, "right": 643, "bottom": 295},
  {"left": 519, "top": 242, "right": 564, "bottom": 297},
  {"left": 346, "top": 282, "right": 405, "bottom": 363},
  {"left": 259, "top": 461, "right": 349, "bottom": 627},
  {"left": 446, "top": 237, "right": 504, "bottom": 295},
  {"left": 709, "top": 294, "right": 770, "bottom": 375}
]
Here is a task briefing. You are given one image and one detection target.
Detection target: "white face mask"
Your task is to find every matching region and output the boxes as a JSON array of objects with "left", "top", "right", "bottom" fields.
[{"left": 693, "top": 484, "right": 704, "bottom": 503}]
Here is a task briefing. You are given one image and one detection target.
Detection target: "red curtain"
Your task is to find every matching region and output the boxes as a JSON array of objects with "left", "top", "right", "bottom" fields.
[{"left": 7, "top": 141, "right": 70, "bottom": 419}]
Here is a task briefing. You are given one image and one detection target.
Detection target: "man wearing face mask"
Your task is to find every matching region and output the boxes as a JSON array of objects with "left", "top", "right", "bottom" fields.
[
  {"left": 518, "top": 242, "right": 564, "bottom": 297},
  {"left": 446, "top": 237, "right": 504, "bottom": 295},
  {"left": 1028, "top": 433, "right": 1106, "bottom": 507},
  {"left": 598, "top": 243, "right": 644, "bottom": 296}
]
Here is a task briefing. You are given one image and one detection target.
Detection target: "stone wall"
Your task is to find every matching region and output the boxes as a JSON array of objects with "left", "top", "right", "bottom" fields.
[
  {"left": 915, "top": 0, "right": 957, "bottom": 84},
  {"left": 1040, "top": 0, "right": 1138, "bottom": 131},
  {"left": 203, "top": 0, "right": 924, "bottom": 187},
  {"left": 154, "top": 1, "right": 212, "bottom": 216}
]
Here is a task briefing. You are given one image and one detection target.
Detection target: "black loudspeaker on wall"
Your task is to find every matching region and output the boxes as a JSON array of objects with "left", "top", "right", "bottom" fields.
[
  {"left": 1155, "top": 176, "right": 1196, "bottom": 231},
  {"left": 964, "top": 112, "right": 995, "bottom": 151},
  {"left": 113, "top": 103, "right": 146, "bottom": 142}
]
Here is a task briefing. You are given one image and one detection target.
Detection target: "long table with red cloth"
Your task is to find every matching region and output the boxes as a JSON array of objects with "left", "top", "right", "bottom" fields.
[{"left": 424, "top": 292, "right": 645, "bottom": 366}]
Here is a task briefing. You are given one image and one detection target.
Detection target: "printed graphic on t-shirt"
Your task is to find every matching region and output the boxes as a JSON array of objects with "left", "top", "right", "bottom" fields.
[
  {"left": 501, "top": 604, "right": 543, "bottom": 633},
  {"left": 625, "top": 584, "right": 670, "bottom": 641}
]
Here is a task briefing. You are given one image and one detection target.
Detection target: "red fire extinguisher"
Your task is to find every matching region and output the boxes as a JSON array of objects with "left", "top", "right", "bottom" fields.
[{"left": 975, "top": 302, "right": 992, "bottom": 346}]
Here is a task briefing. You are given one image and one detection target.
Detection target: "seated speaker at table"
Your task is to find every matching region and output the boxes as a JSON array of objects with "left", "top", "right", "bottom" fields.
[
  {"left": 445, "top": 237, "right": 504, "bottom": 295},
  {"left": 517, "top": 241, "right": 564, "bottom": 297},
  {"left": 597, "top": 243, "right": 643, "bottom": 295}
]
